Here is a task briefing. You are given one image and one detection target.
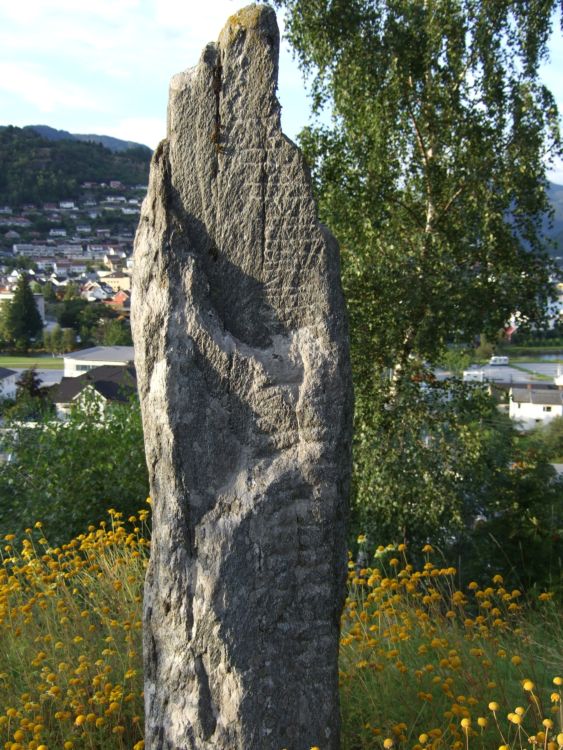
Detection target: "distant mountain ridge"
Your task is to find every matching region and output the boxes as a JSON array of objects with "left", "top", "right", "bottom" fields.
[
  {"left": 0, "top": 124, "right": 562, "bottom": 260},
  {"left": 24, "top": 125, "right": 152, "bottom": 154},
  {"left": 0, "top": 125, "right": 151, "bottom": 206}
]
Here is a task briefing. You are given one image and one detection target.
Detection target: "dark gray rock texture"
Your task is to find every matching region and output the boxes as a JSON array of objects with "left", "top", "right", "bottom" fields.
[{"left": 131, "top": 5, "right": 353, "bottom": 749}]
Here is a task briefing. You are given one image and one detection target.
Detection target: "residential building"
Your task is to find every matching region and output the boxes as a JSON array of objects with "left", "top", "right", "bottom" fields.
[
  {"left": 81, "top": 281, "right": 113, "bottom": 302},
  {"left": 103, "top": 272, "right": 131, "bottom": 292},
  {"left": 63, "top": 346, "right": 135, "bottom": 377},
  {"left": 0, "top": 368, "right": 17, "bottom": 400},
  {"left": 56, "top": 244, "right": 85, "bottom": 258},
  {"left": 509, "top": 385, "right": 563, "bottom": 429},
  {"left": 53, "top": 260, "right": 88, "bottom": 275},
  {"left": 13, "top": 244, "right": 51, "bottom": 257},
  {"left": 110, "top": 290, "right": 131, "bottom": 309},
  {"left": 52, "top": 364, "right": 137, "bottom": 418}
]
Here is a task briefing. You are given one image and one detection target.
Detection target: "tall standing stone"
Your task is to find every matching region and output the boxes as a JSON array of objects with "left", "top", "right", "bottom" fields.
[{"left": 132, "top": 5, "right": 353, "bottom": 749}]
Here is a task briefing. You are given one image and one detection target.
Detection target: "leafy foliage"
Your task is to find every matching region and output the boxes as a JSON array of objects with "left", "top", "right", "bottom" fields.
[
  {"left": 15, "top": 366, "right": 43, "bottom": 400},
  {"left": 275, "top": 0, "right": 563, "bottom": 552},
  {"left": 94, "top": 318, "right": 133, "bottom": 346},
  {"left": 53, "top": 299, "right": 131, "bottom": 346},
  {"left": 43, "top": 325, "right": 76, "bottom": 355},
  {"left": 0, "top": 274, "right": 43, "bottom": 348},
  {"left": 530, "top": 415, "right": 563, "bottom": 461},
  {"left": 0, "top": 394, "right": 148, "bottom": 544},
  {"left": 280, "top": 0, "right": 560, "bottom": 362},
  {"left": 353, "top": 376, "right": 561, "bottom": 589}
]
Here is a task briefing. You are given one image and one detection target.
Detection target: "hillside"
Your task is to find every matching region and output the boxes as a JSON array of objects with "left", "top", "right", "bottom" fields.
[
  {"left": 0, "top": 124, "right": 562, "bottom": 258},
  {"left": 0, "top": 126, "right": 151, "bottom": 206},
  {"left": 24, "top": 124, "right": 151, "bottom": 154}
]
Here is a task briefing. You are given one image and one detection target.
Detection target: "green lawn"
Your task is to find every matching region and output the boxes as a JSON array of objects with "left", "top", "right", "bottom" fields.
[
  {"left": 509, "top": 363, "right": 554, "bottom": 381},
  {"left": 0, "top": 355, "right": 64, "bottom": 370}
]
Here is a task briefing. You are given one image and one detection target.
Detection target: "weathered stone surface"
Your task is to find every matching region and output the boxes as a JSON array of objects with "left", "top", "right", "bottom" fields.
[{"left": 132, "top": 5, "right": 353, "bottom": 749}]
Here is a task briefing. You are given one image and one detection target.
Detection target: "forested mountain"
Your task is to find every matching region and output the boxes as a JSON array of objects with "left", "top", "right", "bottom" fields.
[
  {"left": 0, "top": 126, "right": 151, "bottom": 206},
  {"left": 0, "top": 124, "right": 561, "bottom": 260},
  {"left": 24, "top": 125, "right": 151, "bottom": 154}
]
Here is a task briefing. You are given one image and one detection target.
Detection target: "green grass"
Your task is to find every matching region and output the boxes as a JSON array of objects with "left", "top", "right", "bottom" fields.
[
  {"left": 499, "top": 346, "right": 563, "bottom": 355},
  {"left": 508, "top": 357, "right": 563, "bottom": 364},
  {"left": 509, "top": 364, "right": 554, "bottom": 381},
  {"left": 0, "top": 355, "right": 64, "bottom": 369},
  {"left": 0, "top": 512, "right": 561, "bottom": 750}
]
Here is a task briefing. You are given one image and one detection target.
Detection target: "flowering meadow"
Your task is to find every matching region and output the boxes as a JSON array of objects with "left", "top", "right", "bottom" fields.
[
  {"left": 0, "top": 509, "right": 561, "bottom": 750},
  {"left": 0, "top": 509, "right": 148, "bottom": 750},
  {"left": 340, "top": 542, "right": 563, "bottom": 750}
]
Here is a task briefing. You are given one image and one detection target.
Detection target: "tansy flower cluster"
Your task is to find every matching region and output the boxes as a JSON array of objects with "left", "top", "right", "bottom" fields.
[
  {"left": 339, "top": 541, "right": 562, "bottom": 749},
  {"left": 0, "top": 510, "right": 561, "bottom": 750},
  {"left": 0, "top": 508, "right": 149, "bottom": 750}
]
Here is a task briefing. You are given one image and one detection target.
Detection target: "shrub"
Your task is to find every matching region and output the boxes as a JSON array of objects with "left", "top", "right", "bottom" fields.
[{"left": 0, "top": 394, "right": 148, "bottom": 545}]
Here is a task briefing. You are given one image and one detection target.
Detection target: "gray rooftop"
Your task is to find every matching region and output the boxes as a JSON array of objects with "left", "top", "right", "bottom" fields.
[
  {"left": 511, "top": 388, "right": 563, "bottom": 405},
  {"left": 0, "top": 367, "right": 16, "bottom": 380},
  {"left": 63, "top": 346, "right": 135, "bottom": 362}
]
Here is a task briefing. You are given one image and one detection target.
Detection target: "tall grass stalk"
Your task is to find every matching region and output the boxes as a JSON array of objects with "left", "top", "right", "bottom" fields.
[
  {"left": 0, "top": 513, "right": 561, "bottom": 749},
  {"left": 0, "top": 508, "right": 149, "bottom": 750},
  {"left": 340, "top": 542, "right": 563, "bottom": 749}
]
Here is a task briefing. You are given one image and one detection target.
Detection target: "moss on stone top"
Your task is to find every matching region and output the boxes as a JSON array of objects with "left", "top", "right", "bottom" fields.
[
  {"left": 218, "top": 4, "right": 270, "bottom": 47},
  {"left": 228, "top": 5, "right": 264, "bottom": 29}
]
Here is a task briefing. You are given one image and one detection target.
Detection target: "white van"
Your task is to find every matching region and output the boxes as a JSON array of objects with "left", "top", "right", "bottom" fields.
[
  {"left": 489, "top": 356, "right": 509, "bottom": 366},
  {"left": 463, "top": 370, "right": 485, "bottom": 383}
]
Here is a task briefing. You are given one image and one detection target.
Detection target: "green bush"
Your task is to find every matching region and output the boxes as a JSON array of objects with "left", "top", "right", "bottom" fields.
[{"left": 0, "top": 393, "right": 148, "bottom": 544}]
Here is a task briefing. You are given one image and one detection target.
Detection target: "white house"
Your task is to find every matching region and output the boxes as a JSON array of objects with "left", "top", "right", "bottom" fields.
[
  {"left": 80, "top": 280, "right": 113, "bottom": 302},
  {"left": 52, "top": 260, "right": 87, "bottom": 275},
  {"left": 509, "top": 386, "right": 563, "bottom": 429},
  {"left": 63, "top": 346, "right": 135, "bottom": 377},
  {"left": 53, "top": 365, "right": 137, "bottom": 419},
  {"left": 0, "top": 368, "right": 17, "bottom": 400}
]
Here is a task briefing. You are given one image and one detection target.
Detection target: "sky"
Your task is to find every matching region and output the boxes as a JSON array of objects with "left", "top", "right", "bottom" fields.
[{"left": 0, "top": 0, "right": 562, "bottom": 183}]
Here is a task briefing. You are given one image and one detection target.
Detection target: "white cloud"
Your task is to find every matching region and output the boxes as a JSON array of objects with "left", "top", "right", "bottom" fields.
[
  {"left": 0, "top": 62, "right": 103, "bottom": 113},
  {"left": 548, "top": 157, "right": 563, "bottom": 186},
  {"left": 152, "top": 0, "right": 241, "bottom": 41},
  {"left": 2, "top": 0, "right": 141, "bottom": 25},
  {"left": 100, "top": 116, "right": 166, "bottom": 149}
]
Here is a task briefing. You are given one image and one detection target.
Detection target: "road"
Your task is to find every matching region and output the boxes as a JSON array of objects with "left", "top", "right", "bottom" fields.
[
  {"left": 12, "top": 369, "right": 64, "bottom": 387},
  {"left": 14, "top": 362, "right": 563, "bottom": 389},
  {"left": 440, "top": 362, "right": 563, "bottom": 384}
]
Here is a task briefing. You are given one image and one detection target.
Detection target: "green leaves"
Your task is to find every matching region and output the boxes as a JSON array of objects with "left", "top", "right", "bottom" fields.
[
  {"left": 1, "top": 275, "right": 43, "bottom": 347},
  {"left": 279, "top": 0, "right": 560, "bottom": 356},
  {"left": 0, "top": 394, "right": 148, "bottom": 544},
  {"left": 275, "top": 0, "right": 562, "bottom": 568}
]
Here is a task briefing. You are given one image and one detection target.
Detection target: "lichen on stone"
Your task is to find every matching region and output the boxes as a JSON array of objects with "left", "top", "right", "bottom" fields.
[{"left": 218, "top": 3, "right": 268, "bottom": 47}]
